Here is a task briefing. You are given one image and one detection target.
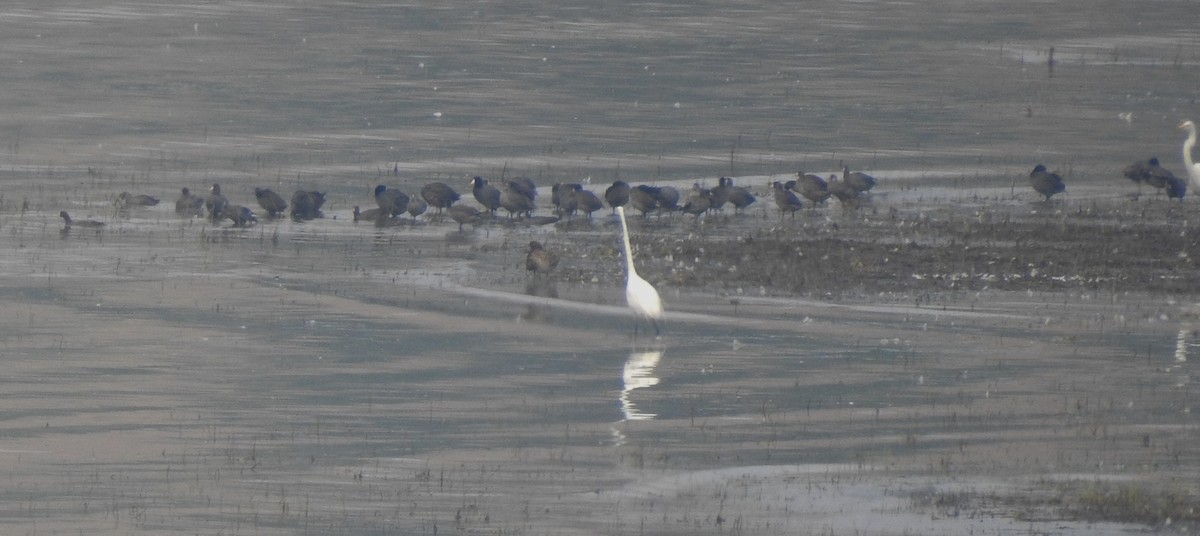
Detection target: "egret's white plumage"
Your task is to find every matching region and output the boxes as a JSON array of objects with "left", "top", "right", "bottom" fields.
[
  {"left": 616, "top": 206, "right": 663, "bottom": 335},
  {"left": 1179, "top": 120, "right": 1200, "bottom": 192}
]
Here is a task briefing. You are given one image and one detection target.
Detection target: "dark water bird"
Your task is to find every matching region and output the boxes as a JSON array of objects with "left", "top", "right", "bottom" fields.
[
  {"left": 656, "top": 186, "right": 681, "bottom": 214},
  {"left": 525, "top": 241, "right": 559, "bottom": 274},
  {"left": 574, "top": 187, "right": 604, "bottom": 218},
  {"left": 1179, "top": 120, "right": 1200, "bottom": 191},
  {"left": 290, "top": 190, "right": 326, "bottom": 220},
  {"left": 792, "top": 172, "right": 831, "bottom": 206},
  {"left": 629, "top": 185, "right": 661, "bottom": 217},
  {"left": 115, "top": 192, "right": 159, "bottom": 209},
  {"left": 772, "top": 181, "right": 802, "bottom": 218},
  {"left": 505, "top": 176, "right": 538, "bottom": 204},
  {"left": 552, "top": 183, "right": 581, "bottom": 218},
  {"left": 470, "top": 176, "right": 502, "bottom": 215},
  {"left": 842, "top": 165, "right": 877, "bottom": 193},
  {"left": 708, "top": 178, "right": 732, "bottom": 213},
  {"left": 254, "top": 187, "right": 288, "bottom": 218},
  {"left": 175, "top": 187, "right": 205, "bottom": 216},
  {"left": 680, "top": 184, "right": 711, "bottom": 221},
  {"left": 373, "top": 184, "right": 410, "bottom": 218},
  {"left": 205, "top": 183, "right": 228, "bottom": 222},
  {"left": 828, "top": 175, "right": 861, "bottom": 207},
  {"left": 220, "top": 205, "right": 258, "bottom": 227},
  {"left": 59, "top": 211, "right": 104, "bottom": 228},
  {"left": 1029, "top": 164, "right": 1066, "bottom": 201},
  {"left": 352, "top": 205, "right": 385, "bottom": 223},
  {"left": 724, "top": 177, "right": 756, "bottom": 213},
  {"left": 420, "top": 181, "right": 460, "bottom": 215},
  {"left": 448, "top": 203, "right": 483, "bottom": 231},
  {"left": 1123, "top": 157, "right": 1178, "bottom": 193},
  {"left": 406, "top": 195, "right": 428, "bottom": 219},
  {"left": 1166, "top": 175, "right": 1187, "bottom": 200},
  {"left": 616, "top": 206, "right": 662, "bottom": 336},
  {"left": 500, "top": 181, "right": 536, "bottom": 219},
  {"left": 605, "top": 180, "right": 631, "bottom": 214}
]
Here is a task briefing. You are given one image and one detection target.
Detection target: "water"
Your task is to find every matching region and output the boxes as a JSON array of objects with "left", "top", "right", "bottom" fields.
[{"left": 0, "top": 1, "right": 1197, "bottom": 534}]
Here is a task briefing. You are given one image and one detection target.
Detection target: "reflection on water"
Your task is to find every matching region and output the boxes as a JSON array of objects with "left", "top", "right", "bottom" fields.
[
  {"left": 1174, "top": 326, "right": 1194, "bottom": 363},
  {"left": 619, "top": 349, "right": 663, "bottom": 421},
  {"left": 519, "top": 277, "right": 558, "bottom": 323}
]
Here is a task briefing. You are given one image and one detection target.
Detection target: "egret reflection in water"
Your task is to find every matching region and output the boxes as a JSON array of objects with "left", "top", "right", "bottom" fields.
[{"left": 620, "top": 348, "right": 663, "bottom": 421}]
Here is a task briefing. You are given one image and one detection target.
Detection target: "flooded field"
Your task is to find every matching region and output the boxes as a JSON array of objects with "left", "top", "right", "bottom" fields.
[{"left": 0, "top": 1, "right": 1197, "bottom": 535}]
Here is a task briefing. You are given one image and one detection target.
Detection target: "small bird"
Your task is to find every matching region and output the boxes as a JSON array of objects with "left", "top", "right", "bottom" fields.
[
  {"left": 59, "top": 211, "right": 104, "bottom": 228},
  {"left": 254, "top": 187, "right": 288, "bottom": 218},
  {"left": 470, "top": 176, "right": 502, "bottom": 215},
  {"left": 1029, "top": 164, "right": 1066, "bottom": 201},
  {"left": 605, "top": 180, "right": 631, "bottom": 214},
  {"left": 448, "top": 204, "right": 483, "bottom": 231},
  {"left": 772, "top": 181, "right": 802, "bottom": 218},
  {"left": 420, "top": 181, "right": 460, "bottom": 215},
  {"left": 175, "top": 187, "right": 205, "bottom": 216},
  {"left": 525, "top": 241, "right": 560, "bottom": 274},
  {"left": 616, "top": 206, "right": 663, "bottom": 336},
  {"left": 115, "top": 192, "right": 159, "bottom": 209},
  {"left": 290, "top": 190, "right": 326, "bottom": 220},
  {"left": 205, "top": 183, "right": 228, "bottom": 222}
]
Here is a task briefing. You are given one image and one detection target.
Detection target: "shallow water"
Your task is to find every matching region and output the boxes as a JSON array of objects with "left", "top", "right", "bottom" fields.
[{"left": 0, "top": 1, "right": 1197, "bottom": 535}]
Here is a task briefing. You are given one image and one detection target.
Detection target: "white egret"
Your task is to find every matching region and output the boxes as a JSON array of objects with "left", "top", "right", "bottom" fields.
[
  {"left": 616, "top": 206, "right": 663, "bottom": 335},
  {"left": 1179, "top": 120, "right": 1200, "bottom": 192}
]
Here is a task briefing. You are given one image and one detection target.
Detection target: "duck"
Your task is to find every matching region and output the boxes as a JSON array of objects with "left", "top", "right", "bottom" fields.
[
  {"left": 573, "top": 187, "right": 605, "bottom": 219},
  {"left": 290, "top": 190, "right": 326, "bottom": 220},
  {"left": 604, "top": 180, "right": 631, "bottom": 214},
  {"left": 1029, "top": 164, "right": 1066, "bottom": 201},
  {"left": 500, "top": 181, "right": 536, "bottom": 220},
  {"left": 552, "top": 183, "right": 581, "bottom": 218},
  {"left": 205, "top": 183, "right": 228, "bottom": 222},
  {"left": 772, "top": 181, "right": 802, "bottom": 218},
  {"left": 420, "top": 181, "right": 460, "bottom": 216},
  {"left": 373, "top": 184, "right": 410, "bottom": 218},
  {"left": 628, "top": 185, "right": 661, "bottom": 217},
  {"left": 448, "top": 204, "right": 483, "bottom": 231},
  {"left": 525, "top": 241, "right": 560, "bottom": 274},
  {"left": 842, "top": 165, "right": 878, "bottom": 193},
  {"left": 792, "top": 172, "right": 831, "bottom": 206},
  {"left": 724, "top": 177, "right": 757, "bottom": 214},
  {"left": 680, "top": 184, "right": 711, "bottom": 221},
  {"left": 220, "top": 205, "right": 258, "bottom": 227},
  {"left": 352, "top": 205, "right": 385, "bottom": 223},
  {"left": 175, "top": 187, "right": 205, "bottom": 216},
  {"left": 115, "top": 192, "right": 160, "bottom": 209},
  {"left": 470, "top": 176, "right": 502, "bottom": 215}
]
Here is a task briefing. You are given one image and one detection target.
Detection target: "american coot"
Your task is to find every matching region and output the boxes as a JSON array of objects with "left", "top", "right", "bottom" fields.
[
  {"left": 680, "top": 184, "right": 711, "bottom": 221},
  {"left": 59, "top": 211, "right": 104, "bottom": 228},
  {"left": 656, "top": 186, "right": 681, "bottom": 214},
  {"left": 842, "top": 165, "right": 878, "bottom": 193},
  {"left": 1179, "top": 120, "right": 1200, "bottom": 191},
  {"left": 175, "top": 187, "right": 205, "bottom": 216},
  {"left": 115, "top": 192, "right": 160, "bottom": 210},
  {"left": 1123, "top": 158, "right": 1177, "bottom": 193},
  {"left": 628, "top": 185, "right": 660, "bottom": 217},
  {"left": 254, "top": 188, "right": 288, "bottom": 218},
  {"left": 828, "top": 175, "right": 861, "bottom": 207},
  {"left": 552, "top": 183, "right": 581, "bottom": 218},
  {"left": 1029, "top": 164, "right": 1066, "bottom": 201},
  {"left": 470, "top": 176, "right": 502, "bottom": 215},
  {"left": 407, "top": 195, "right": 428, "bottom": 220},
  {"left": 605, "top": 180, "right": 630, "bottom": 214},
  {"left": 291, "top": 190, "right": 326, "bottom": 220},
  {"left": 708, "top": 178, "right": 732, "bottom": 213},
  {"left": 792, "top": 172, "right": 831, "bottom": 206},
  {"left": 420, "top": 182, "right": 460, "bottom": 215},
  {"left": 205, "top": 183, "right": 228, "bottom": 222},
  {"left": 352, "top": 205, "right": 385, "bottom": 223},
  {"left": 616, "top": 206, "right": 662, "bottom": 336},
  {"left": 525, "top": 241, "right": 560, "bottom": 274},
  {"left": 220, "top": 205, "right": 258, "bottom": 227},
  {"left": 772, "top": 181, "right": 802, "bottom": 218},
  {"left": 500, "top": 181, "right": 535, "bottom": 219},
  {"left": 505, "top": 176, "right": 538, "bottom": 204},
  {"left": 373, "top": 184, "right": 410, "bottom": 218},
  {"left": 573, "top": 187, "right": 604, "bottom": 219}
]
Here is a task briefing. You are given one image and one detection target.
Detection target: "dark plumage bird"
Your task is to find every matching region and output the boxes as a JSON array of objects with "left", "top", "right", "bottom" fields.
[
  {"left": 219, "top": 205, "right": 257, "bottom": 227},
  {"left": 552, "top": 183, "right": 581, "bottom": 218},
  {"left": 1124, "top": 157, "right": 1178, "bottom": 193},
  {"left": 629, "top": 185, "right": 660, "bottom": 217},
  {"left": 842, "top": 165, "right": 878, "bottom": 193},
  {"left": 708, "top": 178, "right": 732, "bottom": 213},
  {"left": 373, "top": 184, "right": 410, "bottom": 218},
  {"left": 724, "top": 177, "right": 756, "bottom": 213},
  {"left": 680, "top": 184, "right": 711, "bottom": 221},
  {"left": 115, "top": 192, "right": 159, "bottom": 209},
  {"left": 290, "top": 190, "right": 326, "bottom": 220},
  {"left": 470, "top": 176, "right": 502, "bottom": 215},
  {"left": 828, "top": 175, "right": 861, "bottom": 207},
  {"left": 407, "top": 195, "right": 428, "bottom": 219},
  {"left": 792, "top": 172, "right": 831, "bottom": 206},
  {"left": 352, "top": 205, "right": 385, "bottom": 223},
  {"left": 1166, "top": 175, "right": 1187, "bottom": 200},
  {"left": 500, "top": 181, "right": 536, "bottom": 219},
  {"left": 448, "top": 204, "right": 483, "bottom": 231},
  {"left": 574, "top": 187, "right": 604, "bottom": 219},
  {"left": 254, "top": 188, "right": 288, "bottom": 218},
  {"left": 656, "top": 186, "right": 681, "bottom": 213},
  {"left": 505, "top": 176, "right": 538, "bottom": 204},
  {"left": 605, "top": 180, "right": 631, "bottom": 214},
  {"left": 59, "top": 211, "right": 104, "bottom": 228},
  {"left": 772, "top": 181, "right": 802, "bottom": 218},
  {"left": 205, "top": 183, "right": 228, "bottom": 222},
  {"left": 175, "top": 187, "right": 205, "bottom": 216},
  {"left": 1029, "top": 164, "right": 1066, "bottom": 201},
  {"left": 420, "top": 181, "right": 460, "bottom": 215},
  {"left": 525, "top": 241, "right": 560, "bottom": 274}
]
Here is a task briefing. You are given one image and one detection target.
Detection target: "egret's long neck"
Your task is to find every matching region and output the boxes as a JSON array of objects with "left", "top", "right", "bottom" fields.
[
  {"left": 1185, "top": 128, "right": 1197, "bottom": 169},
  {"left": 619, "top": 212, "right": 638, "bottom": 278}
]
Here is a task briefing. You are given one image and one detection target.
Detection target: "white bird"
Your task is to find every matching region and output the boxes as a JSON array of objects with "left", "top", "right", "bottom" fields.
[
  {"left": 616, "top": 206, "right": 663, "bottom": 335},
  {"left": 1179, "top": 120, "right": 1200, "bottom": 192}
]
